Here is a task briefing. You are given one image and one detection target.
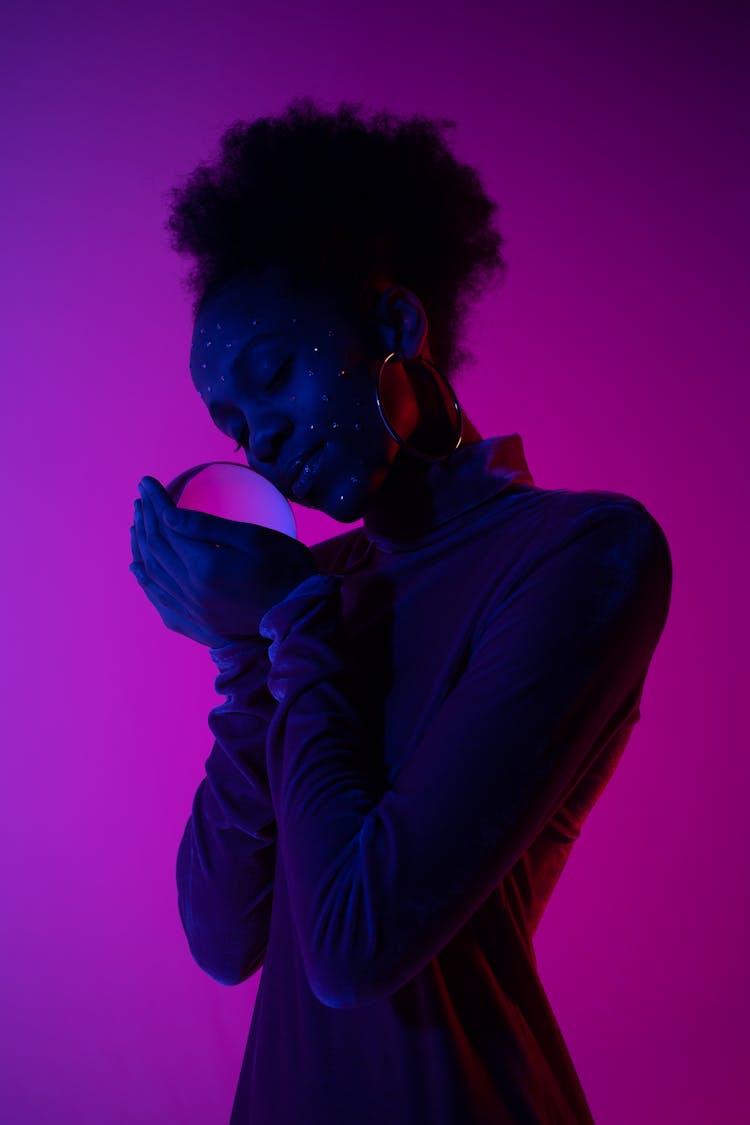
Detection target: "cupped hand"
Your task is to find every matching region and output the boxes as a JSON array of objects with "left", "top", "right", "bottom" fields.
[{"left": 129, "top": 475, "right": 320, "bottom": 648}]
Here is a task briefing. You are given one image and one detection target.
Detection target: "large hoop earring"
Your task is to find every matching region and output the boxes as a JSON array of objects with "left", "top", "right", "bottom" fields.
[{"left": 376, "top": 351, "right": 464, "bottom": 463}]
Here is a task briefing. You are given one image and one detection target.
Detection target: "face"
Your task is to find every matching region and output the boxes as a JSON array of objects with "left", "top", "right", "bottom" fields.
[{"left": 189, "top": 263, "right": 422, "bottom": 522}]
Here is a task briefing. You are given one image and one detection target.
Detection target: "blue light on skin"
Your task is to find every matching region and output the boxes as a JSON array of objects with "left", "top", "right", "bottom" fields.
[{"left": 188, "top": 262, "right": 483, "bottom": 524}]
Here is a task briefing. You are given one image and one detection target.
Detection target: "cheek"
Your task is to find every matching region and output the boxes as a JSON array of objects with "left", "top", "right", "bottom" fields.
[{"left": 341, "top": 343, "right": 369, "bottom": 372}]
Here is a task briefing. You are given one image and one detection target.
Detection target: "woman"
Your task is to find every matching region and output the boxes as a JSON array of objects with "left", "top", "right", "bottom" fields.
[{"left": 130, "top": 97, "right": 672, "bottom": 1124}]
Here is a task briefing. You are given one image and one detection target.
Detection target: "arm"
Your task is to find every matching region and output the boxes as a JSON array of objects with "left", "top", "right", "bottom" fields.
[
  {"left": 255, "top": 502, "right": 672, "bottom": 1009},
  {"left": 176, "top": 634, "right": 277, "bottom": 986}
]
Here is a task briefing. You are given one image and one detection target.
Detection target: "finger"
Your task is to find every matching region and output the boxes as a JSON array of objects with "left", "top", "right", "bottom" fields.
[
  {"left": 129, "top": 560, "right": 225, "bottom": 647},
  {"left": 137, "top": 489, "right": 192, "bottom": 589},
  {"left": 139, "top": 474, "right": 278, "bottom": 555},
  {"left": 138, "top": 476, "right": 181, "bottom": 525},
  {"left": 162, "top": 505, "right": 300, "bottom": 580},
  {"left": 160, "top": 502, "right": 241, "bottom": 550},
  {"left": 130, "top": 519, "right": 143, "bottom": 566},
  {"left": 133, "top": 504, "right": 194, "bottom": 604}
]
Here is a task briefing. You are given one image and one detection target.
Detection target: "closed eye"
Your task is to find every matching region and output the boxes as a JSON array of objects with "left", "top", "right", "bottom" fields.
[
  {"left": 267, "top": 355, "right": 293, "bottom": 389},
  {"left": 216, "top": 356, "right": 294, "bottom": 451}
]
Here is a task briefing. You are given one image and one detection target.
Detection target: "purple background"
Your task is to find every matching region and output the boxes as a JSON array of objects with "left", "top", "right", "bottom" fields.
[{"left": 2, "top": 1, "right": 748, "bottom": 1121}]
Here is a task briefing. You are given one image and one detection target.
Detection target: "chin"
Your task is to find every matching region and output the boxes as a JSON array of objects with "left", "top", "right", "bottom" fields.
[
  {"left": 321, "top": 486, "right": 371, "bottom": 524},
  {"left": 325, "top": 500, "right": 366, "bottom": 525}
]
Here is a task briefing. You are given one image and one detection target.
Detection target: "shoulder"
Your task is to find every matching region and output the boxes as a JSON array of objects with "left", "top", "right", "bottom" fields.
[
  {"left": 565, "top": 489, "right": 671, "bottom": 578},
  {"left": 518, "top": 483, "right": 669, "bottom": 556},
  {"left": 506, "top": 484, "right": 673, "bottom": 611},
  {"left": 535, "top": 487, "right": 674, "bottom": 639}
]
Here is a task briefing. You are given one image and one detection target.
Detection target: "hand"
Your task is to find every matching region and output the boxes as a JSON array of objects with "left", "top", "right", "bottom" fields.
[{"left": 129, "top": 475, "right": 320, "bottom": 648}]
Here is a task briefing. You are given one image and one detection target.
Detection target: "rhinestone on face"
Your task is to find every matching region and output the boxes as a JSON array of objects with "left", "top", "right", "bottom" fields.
[
  {"left": 331, "top": 421, "right": 339, "bottom": 428},
  {"left": 308, "top": 423, "right": 316, "bottom": 430},
  {"left": 321, "top": 394, "right": 329, "bottom": 402},
  {"left": 201, "top": 363, "right": 207, "bottom": 369},
  {"left": 313, "top": 347, "right": 318, "bottom": 352},
  {"left": 350, "top": 475, "right": 359, "bottom": 484},
  {"left": 354, "top": 422, "right": 361, "bottom": 430},
  {"left": 220, "top": 374, "right": 225, "bottom": 381}
]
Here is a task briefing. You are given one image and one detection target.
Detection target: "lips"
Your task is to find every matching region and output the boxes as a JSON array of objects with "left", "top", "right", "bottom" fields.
[
  {"left": 291, "top": 444, "right": 328, "bottom": 500},
  {"left": 283, "top": 442, "right": 325, "bottom": 493}
]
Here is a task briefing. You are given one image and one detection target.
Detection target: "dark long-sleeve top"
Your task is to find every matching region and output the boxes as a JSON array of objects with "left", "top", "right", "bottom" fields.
[{"left": 175, "top": 433, "right": 673, "bottom": 1124}]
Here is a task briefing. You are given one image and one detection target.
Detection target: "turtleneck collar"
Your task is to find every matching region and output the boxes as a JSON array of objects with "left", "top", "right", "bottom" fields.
[{"left": 361, "top": 432, "right": 534, "bottom": 552}]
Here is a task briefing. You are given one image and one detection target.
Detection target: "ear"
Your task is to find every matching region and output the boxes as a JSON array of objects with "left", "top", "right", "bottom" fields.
[{"left": 372, "top": 284, "right": 428, "bottom": 361}]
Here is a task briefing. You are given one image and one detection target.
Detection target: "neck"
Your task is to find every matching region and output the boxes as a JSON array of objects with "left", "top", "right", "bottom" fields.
[
  {"left": 379, "top": 409, "right": 484, "bottom": 500},
  {"left": 460, "top": 411, "right": 483, "bottom": 443}
]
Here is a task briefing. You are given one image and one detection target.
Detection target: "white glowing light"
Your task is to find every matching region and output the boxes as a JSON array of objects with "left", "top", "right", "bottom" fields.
[{"left": 165, "top": 462, "right": 298, "bottom": 539}]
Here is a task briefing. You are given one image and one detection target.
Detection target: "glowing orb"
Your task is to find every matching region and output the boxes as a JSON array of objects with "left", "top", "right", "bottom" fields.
[{"left": 165, "top": 461, "right": 298, "bottom": 539}]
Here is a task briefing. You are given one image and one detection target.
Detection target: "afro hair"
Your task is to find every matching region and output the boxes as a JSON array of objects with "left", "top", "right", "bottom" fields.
[{"left": 164, "top": 95, "right": 508, "bottom": 380}]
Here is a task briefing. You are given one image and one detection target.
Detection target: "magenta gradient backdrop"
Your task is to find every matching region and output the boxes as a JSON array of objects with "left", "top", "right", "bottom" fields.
[{"left": 2, "top": 1, "right": 748, "bottom": 1122}]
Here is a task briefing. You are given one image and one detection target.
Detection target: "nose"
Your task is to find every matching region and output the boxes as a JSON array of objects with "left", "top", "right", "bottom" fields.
[{"left": 247, "top": 408, "right": 293, "bottom": 466}]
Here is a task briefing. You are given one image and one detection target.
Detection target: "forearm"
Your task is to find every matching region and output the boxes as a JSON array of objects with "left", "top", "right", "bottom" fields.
[
  {"left": 256, "top": 509, "right": 672, "bottom": 1009},
  {"left": 176, "top": 637, "right": 278, "bottom": 986}
]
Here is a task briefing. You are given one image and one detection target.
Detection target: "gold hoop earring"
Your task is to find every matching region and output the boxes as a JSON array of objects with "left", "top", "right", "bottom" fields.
[{"left": 376, "top": 351, "right": 464, "bottom": 463}]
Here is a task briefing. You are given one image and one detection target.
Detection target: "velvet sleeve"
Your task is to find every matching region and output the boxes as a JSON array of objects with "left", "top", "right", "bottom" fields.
[
  {"left": 175, "top": 635, "right": 277, "bottom": 986},
  {"left": 254, "top": 502, "right": 672, "bottom": 1010}
]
